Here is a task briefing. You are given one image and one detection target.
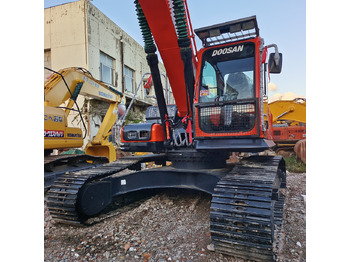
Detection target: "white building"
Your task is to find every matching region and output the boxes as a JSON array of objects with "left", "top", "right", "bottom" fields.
[{"left": 44, "top": 0, "right": 173, "bottom": 146}]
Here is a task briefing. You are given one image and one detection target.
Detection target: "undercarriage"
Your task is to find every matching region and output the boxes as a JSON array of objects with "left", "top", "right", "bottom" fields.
[{"left": 47, "top": 152, "right": 286, "bottom": 261}]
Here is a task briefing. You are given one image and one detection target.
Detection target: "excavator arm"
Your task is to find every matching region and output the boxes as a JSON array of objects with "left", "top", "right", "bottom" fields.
[{"left": 85, "top": 101, "right": 120, "bottom": 161}]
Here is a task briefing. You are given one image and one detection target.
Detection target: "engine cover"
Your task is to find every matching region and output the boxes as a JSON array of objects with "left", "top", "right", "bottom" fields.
[{"left": 121, "top": 123, "right": 165, "bottom": 153}]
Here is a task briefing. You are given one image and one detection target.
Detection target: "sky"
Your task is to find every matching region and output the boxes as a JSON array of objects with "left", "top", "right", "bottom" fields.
[{"left": 44, "top": 0, "right": 306, "bottom": 101}]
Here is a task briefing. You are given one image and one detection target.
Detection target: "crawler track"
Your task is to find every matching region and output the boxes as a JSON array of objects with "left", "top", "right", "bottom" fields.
[
  {"left": 44, "top": 154, "right": 108, "bottom": 190},
  {"left": 46, "top": 154, "right": 167, "bottom": 225},
  {"left": 210, "top": 156, "right": 286, "bottom": 261}
]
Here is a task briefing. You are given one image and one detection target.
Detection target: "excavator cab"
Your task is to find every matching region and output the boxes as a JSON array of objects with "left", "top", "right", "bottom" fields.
[{"left": 193, "top": 16, "right": 282, "bottom": 152}]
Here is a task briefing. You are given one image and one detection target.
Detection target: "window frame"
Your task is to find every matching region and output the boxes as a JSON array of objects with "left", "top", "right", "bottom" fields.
[
  {"left": 198, "top": 42, "right": 256, "bottom": 103},
  {"left": 100, "top": 52, "right": 115, "bottom": 85},
  {"left": 124, "top": 65, "right": 135, "bottom": 93}
]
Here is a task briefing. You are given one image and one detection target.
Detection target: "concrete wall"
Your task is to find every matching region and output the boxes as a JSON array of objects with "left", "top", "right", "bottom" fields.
[{"left": 44, "top": 1, "right": 88, "bottom": 70}]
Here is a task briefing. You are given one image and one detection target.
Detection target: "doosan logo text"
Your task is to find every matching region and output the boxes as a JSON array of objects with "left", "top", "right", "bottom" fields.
[{"left": 212, "top": 45, "right": 244, "bottom": 56}]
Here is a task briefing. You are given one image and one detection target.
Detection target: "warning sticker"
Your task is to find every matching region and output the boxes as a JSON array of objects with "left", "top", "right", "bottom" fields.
[
  {"left": 44, "top": 130, "right": 64, "bottom": 137},
  {"left": 200, "top": 90, "right": 209, "bottom": 96}
]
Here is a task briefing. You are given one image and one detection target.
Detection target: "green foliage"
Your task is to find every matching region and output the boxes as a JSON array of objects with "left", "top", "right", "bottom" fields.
[
  {"left": 124, "top": 113, "right": 143, "bottom": 124},
  {"left": 284, "top": 153, "right": 306, "bottom": 173}
]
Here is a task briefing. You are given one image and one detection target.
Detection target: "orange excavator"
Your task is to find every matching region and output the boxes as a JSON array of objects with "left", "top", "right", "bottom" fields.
[{"left": 47, "top": 1, "right": 285, "bottom": 260}]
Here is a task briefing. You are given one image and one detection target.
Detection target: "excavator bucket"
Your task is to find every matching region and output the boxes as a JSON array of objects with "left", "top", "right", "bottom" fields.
[{"left": 85, "top": 143, "right": 117, "bottom": 162}]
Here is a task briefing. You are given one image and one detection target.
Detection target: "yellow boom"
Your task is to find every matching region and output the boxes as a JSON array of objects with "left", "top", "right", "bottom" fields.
[{"left": 269, "top": 98, "right": 306, "bottom": 125}]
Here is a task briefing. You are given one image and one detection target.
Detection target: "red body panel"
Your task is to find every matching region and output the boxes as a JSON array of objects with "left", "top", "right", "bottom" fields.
[
  {"left": 273, "top": 126, "right": 306, "bottom": 144},
  {"left": 121, "top": 124, "right": 165, "bottom": 143}
]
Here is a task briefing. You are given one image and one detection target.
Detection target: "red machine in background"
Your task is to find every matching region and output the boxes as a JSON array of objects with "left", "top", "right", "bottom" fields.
[
  {"left": 47, "top": 1, "right": 286, "bottom": 260},
  {"left": 269, "top": 98, "right": 306, "bottom": 150}
]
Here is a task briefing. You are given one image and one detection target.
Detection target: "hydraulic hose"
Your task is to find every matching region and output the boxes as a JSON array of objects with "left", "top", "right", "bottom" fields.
[
  {"left": 172, "top": 0, "right": 194, "bottom": 116},
  {"left": 172, "top": 0, "right": 191, "bottom": 48},
  {"left": 134, "top": 0, "right": 156, "bottom": 54},
  {"left": 134, "top": 0, "right": 171, "bottom": 142}
]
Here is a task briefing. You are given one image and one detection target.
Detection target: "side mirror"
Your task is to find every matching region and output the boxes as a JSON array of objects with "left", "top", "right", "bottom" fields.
[{"left": 268, "top": 53, "right": 283, "bottom": 74}]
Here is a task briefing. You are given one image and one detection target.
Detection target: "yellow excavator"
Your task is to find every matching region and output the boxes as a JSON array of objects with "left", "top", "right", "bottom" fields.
[
  {"left": 44, "top": 67, "right": 124, "bottom": 188},
  {"left": 269, "top": 98, "right": 306, "bottom": 148}
]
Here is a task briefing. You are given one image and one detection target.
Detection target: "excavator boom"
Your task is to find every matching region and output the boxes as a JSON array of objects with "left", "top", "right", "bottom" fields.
[
  {"left": 269, "top": 98, "right": 306, "bottom": 124},
  {"left": 45, "top": 67, "right": 121, "bottom": 107},
  {"left": 138, "top": 0, "right": 197, "bottom": 118}
]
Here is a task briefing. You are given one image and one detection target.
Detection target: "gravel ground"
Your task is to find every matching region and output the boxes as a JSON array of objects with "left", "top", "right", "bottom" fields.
[{"left": 44, "top": 171, "right": 306, "bottom": 262}]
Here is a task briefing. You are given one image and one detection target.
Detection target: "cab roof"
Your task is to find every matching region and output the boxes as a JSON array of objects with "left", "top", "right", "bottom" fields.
[{"left": 195, "top": 16, "right": 259, "bottom": 47}]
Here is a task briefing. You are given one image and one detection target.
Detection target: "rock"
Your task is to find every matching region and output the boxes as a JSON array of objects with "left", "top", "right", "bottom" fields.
[
  {"left": 229, "top": 152, "right": 240, "bottom": 163},
  {"left": 124, "top": 243, "right": 130, "bottom": 251},
  {"left": 207, "top": 244, "right": 215, "bottom": 252},
  {"left": 296, "top": 241, "right": 302, "bottom": 247}
]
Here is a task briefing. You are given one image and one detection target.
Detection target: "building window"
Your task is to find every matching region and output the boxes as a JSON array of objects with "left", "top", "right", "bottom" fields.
[
  {"left": 124, "top": 65, "right": 134, "bottom": 93},
  {"left": 100, "top": 52, "right": 115, "bottom": 85}
]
